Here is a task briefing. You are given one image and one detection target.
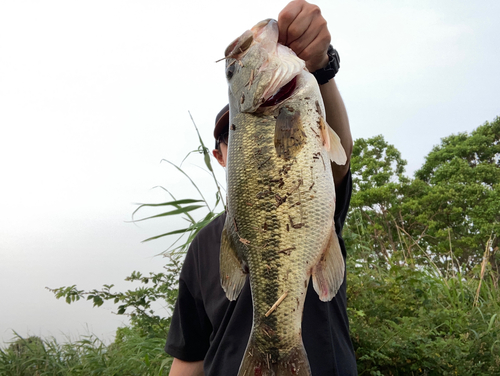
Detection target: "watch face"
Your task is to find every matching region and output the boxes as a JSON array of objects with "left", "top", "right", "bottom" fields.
[{"left": 331, "top": 48, "right": 340, "bottom": 64}]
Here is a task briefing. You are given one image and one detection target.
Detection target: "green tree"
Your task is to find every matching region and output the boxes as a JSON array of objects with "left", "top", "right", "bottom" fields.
[
  {"left": 414, "top": 117, "right": 500, "bottom": 270},
  {"left": 347, "top": 135, "right": 409, "bottom": 264},
  {"left": 347, "top": 118, "right": 500, "bottom": 272}
]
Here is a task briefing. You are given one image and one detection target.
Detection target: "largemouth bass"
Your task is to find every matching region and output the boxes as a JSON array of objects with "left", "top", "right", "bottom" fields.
[{"left": 220, "top": 19, "right": 347, "bottom": 376}]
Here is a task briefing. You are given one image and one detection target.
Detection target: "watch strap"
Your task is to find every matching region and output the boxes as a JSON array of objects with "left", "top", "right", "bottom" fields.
[{"left": 312, "top": 45, "right": 340, "bottom": 85}]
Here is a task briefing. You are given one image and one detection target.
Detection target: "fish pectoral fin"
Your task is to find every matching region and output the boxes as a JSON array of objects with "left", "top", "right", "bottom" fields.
[
  {"left": 274, "top": 107, "right": 306, "bottom": 160},
  {"left": 220, "top": 223, "right": 247, "bottom": 301},
  {"left": 319, "top": 116, "right": 347, "bottom": 165},
  {"left": 238, "top": 335, "right": 312, "bottom": 376},
  {"left": 311, "top": 223, "right": 345, "bottom": 301}
]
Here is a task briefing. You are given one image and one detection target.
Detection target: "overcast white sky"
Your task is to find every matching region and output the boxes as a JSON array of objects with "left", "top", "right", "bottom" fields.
[{"left": 1, "top": 0, "right": 499, "bottom": 346}]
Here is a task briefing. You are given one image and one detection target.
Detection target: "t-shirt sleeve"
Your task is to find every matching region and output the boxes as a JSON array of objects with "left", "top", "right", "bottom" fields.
[
  {"left": 334, "top": 167, "right": 352, "bottom": 234},
  {"left": 165, "top": 238, "right": 212, "bottom": 361},
  {"left": 334, "top": 168, "right": 352, "bottom": 259}
]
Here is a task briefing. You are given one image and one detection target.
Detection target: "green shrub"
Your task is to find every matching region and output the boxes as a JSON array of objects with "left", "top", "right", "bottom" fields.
[{"left": 347, "top": 251, "right": 500, "bottom": 375}]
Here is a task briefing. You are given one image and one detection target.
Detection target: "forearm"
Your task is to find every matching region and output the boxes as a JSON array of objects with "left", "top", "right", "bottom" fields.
[
  {"left": 320, "top": 78, "right": 352, "bottom": 185},
  {"left": 169, "top": 358, "right": 204, "bottom": 376}
]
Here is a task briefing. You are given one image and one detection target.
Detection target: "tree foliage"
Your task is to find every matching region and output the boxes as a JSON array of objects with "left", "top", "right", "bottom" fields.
[
  {"left": 414, "top": 118, "right": 500, "bottom": 269},
  {"left": 349, "top": 135, "right": 409, "bottom": 264},
  {"left": 347, "top": 118, "right": 500, "bottom": 272}
]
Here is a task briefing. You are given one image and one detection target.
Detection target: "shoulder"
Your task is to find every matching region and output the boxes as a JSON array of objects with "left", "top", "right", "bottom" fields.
[
  {"left": 197, "top": 212, "right": 226, "bottom": 238},
  {"left": 178, "top": 212, "right": 226, "bottom": 296},
  {"left": 194, "top": 212, "right": 226, "bottom": 244},
  {"left": 182, "top": 212, "right": 226, "bottom": 271}
]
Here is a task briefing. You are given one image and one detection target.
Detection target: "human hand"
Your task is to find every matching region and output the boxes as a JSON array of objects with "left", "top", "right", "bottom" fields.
[{"left": 277, "top": 0, "right": 331, "bottom": 72}]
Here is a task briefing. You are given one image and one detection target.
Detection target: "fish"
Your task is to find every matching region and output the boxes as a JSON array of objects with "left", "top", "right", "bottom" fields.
[{"left": 219, "top": 19, "right": 347, "bottom": 376}]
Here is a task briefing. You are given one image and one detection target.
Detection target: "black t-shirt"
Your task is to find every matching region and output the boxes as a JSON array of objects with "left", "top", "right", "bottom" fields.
[{"left": 165, "top": 170, "right": 357, "bottom": 375}]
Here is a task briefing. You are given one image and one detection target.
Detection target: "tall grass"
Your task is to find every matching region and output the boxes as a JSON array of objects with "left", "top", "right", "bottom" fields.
[{"left": 0, "top": 327, "right": 171, "bottom": 376}]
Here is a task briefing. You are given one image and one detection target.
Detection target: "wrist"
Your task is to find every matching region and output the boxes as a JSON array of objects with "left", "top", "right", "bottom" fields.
[
  {"left": 309, "top": 54, "right": 329, "bottom": 73},
  {"left": 311, "top": 45, "right": 340, "bottom": 85}
]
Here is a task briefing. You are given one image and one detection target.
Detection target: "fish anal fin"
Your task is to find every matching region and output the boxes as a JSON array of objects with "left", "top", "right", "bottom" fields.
[
  {"left": 238, "top": 336, "right": 311, "bottom": 376},
  {"left": 220, "top": 223, "right": 247, "bottom": 301},
  {"left": 311, "top": 223, "right": 345, "bottom": 302},
  {"left": 319, "top": 116, "right": 347, "bottom": 165}
]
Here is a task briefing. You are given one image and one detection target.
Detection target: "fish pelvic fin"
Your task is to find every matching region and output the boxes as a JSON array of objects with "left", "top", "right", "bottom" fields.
[
  {"left": 319, "top": 116, "right": 347, "bottom": 165},
  {"left": 238, "top": 336, "right": 311, "bottom": 376},
  {"left": 311, "top": 223, "right": 346, "bottom": 301},
  {"left": 220, "top": 222, "right": 247, "bottom": 301}
]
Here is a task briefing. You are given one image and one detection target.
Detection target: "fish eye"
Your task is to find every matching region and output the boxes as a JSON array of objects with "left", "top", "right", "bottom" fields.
[{"left": 226, "top": 63, "right": 236, "bottom": 80}]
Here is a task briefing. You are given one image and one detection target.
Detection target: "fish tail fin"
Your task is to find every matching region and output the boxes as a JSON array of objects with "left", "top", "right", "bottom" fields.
[
  {"left": 238, "top": 336, "right": 311, "bottom": 376},
  {"left": 312, "top": 222, "right": 346, "bottom": 301}
]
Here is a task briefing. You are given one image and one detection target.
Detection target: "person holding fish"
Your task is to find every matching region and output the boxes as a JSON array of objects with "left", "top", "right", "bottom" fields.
[{"left": 166, "top": 0, "right": 356, "bottom": 375}]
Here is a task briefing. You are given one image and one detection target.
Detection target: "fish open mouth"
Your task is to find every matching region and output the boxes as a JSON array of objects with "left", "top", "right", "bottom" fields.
[{"left": 261, "top": 76, "right": 297, "bottom": 107}]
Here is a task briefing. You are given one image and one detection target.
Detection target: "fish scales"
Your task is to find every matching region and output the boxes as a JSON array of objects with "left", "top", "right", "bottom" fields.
[{"left": 220, "top": 19, "right": 347, "bottom": 376}]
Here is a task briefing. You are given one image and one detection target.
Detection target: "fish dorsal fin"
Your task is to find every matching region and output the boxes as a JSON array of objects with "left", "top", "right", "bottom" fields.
[
  {"left": 220, "top": 221, "right": 247, "bottom": 301},
  {"left": 311, "top": 222, "right": 345, "bottom": 301},
  {"left": 319, "top": 116, "right": 347, "bottom": 165}
]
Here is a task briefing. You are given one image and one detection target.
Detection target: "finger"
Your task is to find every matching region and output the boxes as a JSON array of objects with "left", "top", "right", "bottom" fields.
[
  {"left": 298, "top": 34, "right": 330, "bottom": 71},
  {"left": 287, "top": 18, "right": 319, "bottom": 57},
  {"left": 277, "top": 0, "right": 304, "bottom": 45},
  {"left": 284, "top": 2, "right": 323, "bottom": 48},
  {"left": 288, "top": 22, "right": 330, "bottom": 60},
  {"left": 285, "top": 9, "right": 314, "bottom": 48}
]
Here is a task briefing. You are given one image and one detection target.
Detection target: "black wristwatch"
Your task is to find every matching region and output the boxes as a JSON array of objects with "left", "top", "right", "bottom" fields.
[{"left": 312, "top": 45, "right": 340, "bottom": 85}]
